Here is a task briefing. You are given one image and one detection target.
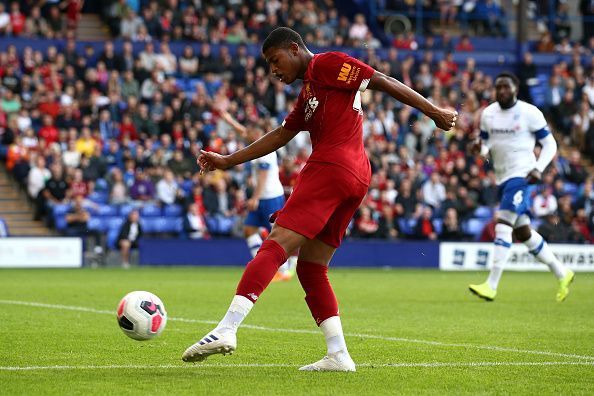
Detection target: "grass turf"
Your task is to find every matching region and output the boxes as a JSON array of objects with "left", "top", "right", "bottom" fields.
[{"left": 1, "top": 267, "right": 593, "bottom": 395}]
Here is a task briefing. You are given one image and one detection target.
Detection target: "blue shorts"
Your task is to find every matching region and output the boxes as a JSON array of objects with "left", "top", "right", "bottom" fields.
[
  {"left": 498, "top": 177, "right": 532, "bottom": 216},
  {"left": 244, "top": 195, "right": 285, "bottom": 230}
]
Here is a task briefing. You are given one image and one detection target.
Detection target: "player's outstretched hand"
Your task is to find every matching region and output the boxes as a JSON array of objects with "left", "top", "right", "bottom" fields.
[
  {"left": 431, "top": 108, "right": 458, "bottom": 131},
  {"left": 197, "top": 150, "right": 233, "bottom": 174},
  {"left": 526, "top": 169, "right": 542, "bottom": 184}
]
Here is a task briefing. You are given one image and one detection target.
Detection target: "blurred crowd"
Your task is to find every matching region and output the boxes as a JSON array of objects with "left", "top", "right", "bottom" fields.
[{"left": 0, "top": 1, "right": 593, "bottom": 247}]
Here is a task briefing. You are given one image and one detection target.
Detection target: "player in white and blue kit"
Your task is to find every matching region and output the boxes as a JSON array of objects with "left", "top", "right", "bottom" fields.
[
  {"left": 244, "top": 150, "right": 285, "bottom": 256},
  {"left": 221, "top": 111, "right": 295, "bottom": 280},
  {"left": 469, "top": 72, "right": 574, "bottom": 302}
]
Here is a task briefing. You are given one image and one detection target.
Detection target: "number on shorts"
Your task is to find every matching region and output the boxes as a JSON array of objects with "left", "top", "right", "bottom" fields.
[{"left": 512, "top": 190, "right": 523, "bottom": 208}]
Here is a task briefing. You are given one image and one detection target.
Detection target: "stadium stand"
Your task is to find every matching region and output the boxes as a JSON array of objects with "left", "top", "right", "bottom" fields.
[{"left": 0, "top": 0, "right": 593, "bottom": 257}]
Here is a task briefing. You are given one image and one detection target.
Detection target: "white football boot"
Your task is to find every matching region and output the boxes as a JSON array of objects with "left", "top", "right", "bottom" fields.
[
  {"left": 182, "top": 330, "right": 236, "bottom": 362},
  {"left": 299, "top": 351, "right": 356, "bottom": 372}
]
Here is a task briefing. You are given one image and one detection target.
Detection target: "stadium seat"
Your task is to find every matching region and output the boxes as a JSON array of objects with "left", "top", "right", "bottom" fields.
[
  {"left": 119, "top": 203, "right": 136, "bottom": 217},
  {"left": 474, "top": 206, "right": 493, "bottom": 219},
  {"left": 463, "top": 218, "right": 487, "bottom": 239},
  {"left": 563, "top": 183, "right": 578, "bottom": 196},
  {"left": 54, "top": 215, "right": 67, "bottom": 231},
  {"left": 94, "top": 178, "right": 109, "bottom": 192},
  {"left": 164, "top": 204, "right": 183, "bottom": 217},
  {"left": 141, "top": 203, "right": 161, "bottom": 217},
  {"left": 432, "top": 218, "right": 443, "bottom": 235},
  {"left": 106, "top": 229, "right": 120, "bottom": 250},
  {"left": 96, "top": 205, "right": 118, "bottom": 217},
  {"left": 52, "top": 204, "right": 71, "bottom": 216},
  {"left": 106, "top": 217, "right": 124, "bottom": 231},
  {"left": 88, "top": 217, "right": 107, "bottom": 232},
  {"left": 88, "top": 191, "right": 109, "bottom": 204}
]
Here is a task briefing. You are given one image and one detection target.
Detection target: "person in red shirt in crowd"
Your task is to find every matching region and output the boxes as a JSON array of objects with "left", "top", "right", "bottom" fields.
[
  {"left": 38, "top": 115, "right": 59, "bottom": 146},
  {"left": 278, "top": 155, "right": 299, "bottom": 200},
  {"left": 62, "top": 0, "right": 84, "bottom": 31},
  {"left": 9, "top": 2, "right": 25, "bottom": 36},
  {"left": 118, "top": 113, "right": 139, "bottom": 142},
  {"left": 434, "top": 59, "right": 454, "bottom": 87},
  {"left": 38, "top": 92, "right": 61, "bottom": 119},
  {"left": 183, "top": 28, "right": 457, "bottom": 371},
  {"left": 69, "top": 168, "right": 90, "bottom": 198},
  {"left": 455, "top": 34, "right": 475, "bottom": 51}
]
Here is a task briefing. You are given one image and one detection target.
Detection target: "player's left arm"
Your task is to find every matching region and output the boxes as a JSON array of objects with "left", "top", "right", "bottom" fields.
[
  {"left": 528, "top": 108, "right": 557, "bottom": 183},
  {"left": 367, "top": 71, "right": 457, "bottom": 131}
]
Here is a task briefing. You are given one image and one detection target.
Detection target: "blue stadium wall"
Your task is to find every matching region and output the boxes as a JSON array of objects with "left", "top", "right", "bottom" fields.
[
  {"left": 139, "top": 238, "right": 440, "bottom": 268},
  {"left": 139, "top": 239, "right": 594, "bottom": 271}
]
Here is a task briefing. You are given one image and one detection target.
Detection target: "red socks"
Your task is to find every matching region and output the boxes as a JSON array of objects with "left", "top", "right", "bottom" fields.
[
  {"left": 296, "top": 260, "right": 339, "bottom": 326},
  {"left": 236, "top": 239, "right": 287, "bottom": 303}
]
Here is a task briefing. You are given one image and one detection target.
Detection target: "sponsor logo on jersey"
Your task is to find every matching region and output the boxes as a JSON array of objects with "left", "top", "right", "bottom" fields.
[
  {"left": 337, "top": 63, "right": 351, "bottom": 81},
  {"left": 490, "top": 128, "right": 516, "bottom": 135},
  {"left": 337, "top": 62, "right": 361, "bottom": 85}
]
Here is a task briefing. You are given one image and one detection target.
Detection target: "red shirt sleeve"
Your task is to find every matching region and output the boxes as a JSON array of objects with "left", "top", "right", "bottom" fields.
[
  {"left": 281, "top": 93, "right": 305, "bottom": 132},
  {"left": 312, "top": 52, "right": 375, "bottom": 91}
]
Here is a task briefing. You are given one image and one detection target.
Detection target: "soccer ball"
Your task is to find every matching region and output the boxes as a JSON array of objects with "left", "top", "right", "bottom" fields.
[{"left": 117, "top": 291, "right": 167, "bottom": 341}]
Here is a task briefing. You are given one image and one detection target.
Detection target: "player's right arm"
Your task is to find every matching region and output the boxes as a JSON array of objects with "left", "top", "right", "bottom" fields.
[
  {"left": 367, "top": 71, "right": 457, "bottom": 131},
  {"left": 197, "top": 126, "right": 299, "bottom": 173},
  {"left": 473, "top": 110, "right": 491, "bottom": 157}
]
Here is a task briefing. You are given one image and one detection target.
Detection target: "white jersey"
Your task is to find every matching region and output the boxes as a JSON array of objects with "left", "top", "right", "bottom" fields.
[
  {"left": 252, "top": 151, "right": 284, "bottom": 200},
  {"left": 480, "top": 100, "right": 550, "bottom": 185}
]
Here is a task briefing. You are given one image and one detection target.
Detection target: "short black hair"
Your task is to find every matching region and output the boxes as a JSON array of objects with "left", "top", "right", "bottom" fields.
[
  {"left": 262, "top": 27, "right": 306, "bottom": 53},
  {"left": 495, "top": 71, "right": 520, "bottom": 87}
]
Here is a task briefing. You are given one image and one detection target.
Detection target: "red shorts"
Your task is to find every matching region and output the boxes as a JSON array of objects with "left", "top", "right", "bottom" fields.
[{"left": 274, "top": 162, "right": 369, "bottom": 248}]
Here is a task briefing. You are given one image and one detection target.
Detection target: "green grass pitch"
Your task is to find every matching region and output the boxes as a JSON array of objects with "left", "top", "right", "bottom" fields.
[{"left": 1, "top": 267, "right": 593, "bottom": 395}]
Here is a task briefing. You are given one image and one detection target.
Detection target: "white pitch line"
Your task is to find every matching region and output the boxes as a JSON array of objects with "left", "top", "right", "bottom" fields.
[
  {"left": 1, "top": 299, "right": 593, "bottom": 362},
  {"left": 1, "top": 361, "right": 594, "bottom": 371}
]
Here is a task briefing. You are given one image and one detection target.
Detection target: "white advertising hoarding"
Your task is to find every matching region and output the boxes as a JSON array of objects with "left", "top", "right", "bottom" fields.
[
  {"left": 0, "top": 237, "right": 83, "bottom": 268},
  {"left": 440, "top": 242, "right": 594, "bottom": 272}
]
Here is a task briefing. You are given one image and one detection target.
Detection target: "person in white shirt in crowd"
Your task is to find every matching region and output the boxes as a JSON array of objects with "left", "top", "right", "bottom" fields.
[
  {"left": 156, "top": 169, "right": 183, "bottom": 206},
  {"left": 27, "top": 155, "right": 50, "bottom": 200},
  {"left": 184, "top": 203, "right": 208, "bottom": 239},
  {"left": 532, "top": 186, "right": 558, "bottom": 218},
  {"left": 422, "top": 171, "right": 446, "bottom": 210}
]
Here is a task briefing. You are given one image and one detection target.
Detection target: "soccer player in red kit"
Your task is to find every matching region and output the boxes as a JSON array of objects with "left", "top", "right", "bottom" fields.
[{"left": 182, "top": 27, "right": 457, "bottom": 371}]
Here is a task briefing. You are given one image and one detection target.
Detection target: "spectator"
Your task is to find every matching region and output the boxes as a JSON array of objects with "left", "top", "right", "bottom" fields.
[
  {"left": 156, "top": 169, "right": 183, "bottom": 205},
  {"left": 455, "top": 35, "right": 474, "bottom": 52},
  {"left": 109, "top": 168, "right": 128, "bottom": 205},
  {"left": 533, "top": 187, "right": 558, "bottom": 218},
  {"left": 413, "top": 206, "right": 437, "bottom": 240},
  {"left": 24, "top": 6, "right": 49, "bottom": 37},
  {"left": 64, "top": 195, "right": 103, "bottom": 253},
  {"left": 203, "top": 178, "right": 236, "bottom": 236},
  {"left": 130, "top": 168, "right": 155, "bottom": 202},
  {"left": 184, "top": 203, "right": 208, "bottom": 239},
  {"left": 440, "top": 208, "right": 465, "bottom": 240},
  {"left": 352, "top": 206, "right": 379, "bottom": 238},
  {"left": 422, "top": 171, "right": 446, "bottom": 211},
  {"left": 27, "top": 155, "right": 51, "bottom": 201},
  {"left": 36, "top": 163, "right": 68, "bottom": 222},
  {"left": 117, "top": 209, "right": 143, "bottom": 269},
  {"left": 0, "top": 3, "right": 9, "bottom": 35}
]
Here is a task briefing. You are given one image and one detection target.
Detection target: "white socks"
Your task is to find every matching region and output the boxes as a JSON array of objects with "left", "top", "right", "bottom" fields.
[
  {"left": 320, "top": 316, "right": 349, "bottom": 355},
  {"left": 215, "top": 295, "right": 254, "bottom": 335},
  {"left": 246, "top": 233, "right": 263, "bottom": 258},
  {"left": 488, "top": 223, "right": 513, "bottom": 290},
  {"left": 523, "top": 230, "right": 567, "bottom": 279}
]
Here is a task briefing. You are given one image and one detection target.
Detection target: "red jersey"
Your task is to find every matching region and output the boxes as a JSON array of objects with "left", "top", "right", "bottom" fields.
[{"left": 282, "top": 52, "right": 375, "bottom": 185}]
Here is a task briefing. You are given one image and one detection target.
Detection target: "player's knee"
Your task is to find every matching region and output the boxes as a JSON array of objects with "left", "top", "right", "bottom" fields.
[
  {"left": 514, "top": 225, "right": 532, "bottom": 242},
  {"left": 268, "top": 225, "right": 306, "bottom": 254}
]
